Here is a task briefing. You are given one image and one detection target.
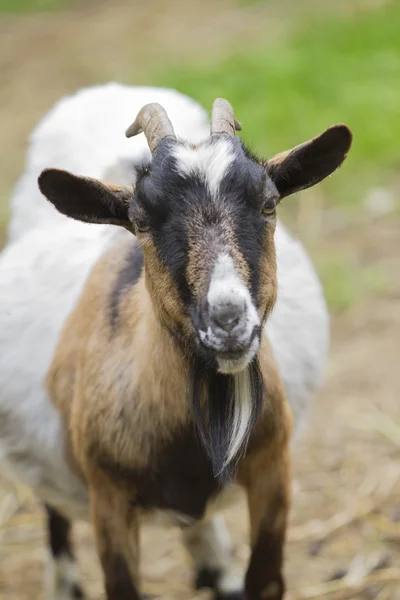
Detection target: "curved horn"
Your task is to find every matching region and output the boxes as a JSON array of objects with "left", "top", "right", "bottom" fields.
[
  {"left": 125, "top": 102, "right": 176, "bottom": 153},
  {"left": 210, "top": 98, "right": 242, "bottom": 137}
]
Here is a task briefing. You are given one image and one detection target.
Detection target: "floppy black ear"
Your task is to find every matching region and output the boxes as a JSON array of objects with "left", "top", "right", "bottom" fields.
[
  {"left": 38, "top": 168, "right": 133, "bottom": 228},
  {"left": 266, "top": 124, "right": 352, "bottom": 199}
]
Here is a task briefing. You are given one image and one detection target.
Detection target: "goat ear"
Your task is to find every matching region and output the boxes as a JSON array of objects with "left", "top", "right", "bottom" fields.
[
  {"left": 38, "top": 168, "right": 133, "bottom": 228},
  {"left": 266, "top": 125, "right": 352, "bottom": 200}
]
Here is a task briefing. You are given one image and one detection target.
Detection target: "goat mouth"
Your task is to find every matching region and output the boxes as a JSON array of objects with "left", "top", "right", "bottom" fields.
[
  {"left": 215, "top": 348, "right": 250, "bottom": 360},
  {"left": 196, "top": 325, "right": 261, "bottom": 372},
  {"left": 216, "top": 336, "right": 260, "bottom": 374},
  {"left": 198, "top": 335, "right": 254, "bottom": 357},
  {"left": 198, "top": 324, "right": 260, "bottom": 352}
]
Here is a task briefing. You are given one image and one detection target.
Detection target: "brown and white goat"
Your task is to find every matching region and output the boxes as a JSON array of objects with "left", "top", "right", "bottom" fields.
[{"left": 38, "top": 99, "right": 352, "bottom": 600}]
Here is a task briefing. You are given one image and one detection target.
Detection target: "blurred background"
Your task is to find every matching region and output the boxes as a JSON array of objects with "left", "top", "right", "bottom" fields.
[{"left": 0, "top": 0, "right": 399, "bottom": 598}]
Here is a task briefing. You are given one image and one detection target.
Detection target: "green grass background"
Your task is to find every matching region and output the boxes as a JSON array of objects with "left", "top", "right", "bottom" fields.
[
  {"left": 0, "top": 0, "right": 68, "bottom": 12},
  {"left": 155, "top": 2, "right": 400, "bottom": 211}
]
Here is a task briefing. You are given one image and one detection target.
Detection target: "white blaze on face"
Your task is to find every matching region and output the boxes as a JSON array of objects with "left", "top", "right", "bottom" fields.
[
  {"left": 172, "top": 139, "right": 235, "bottom": 195},
  {"left": 207, "top": 253, "right": 251, "bottom": 318},
  {"left": 203, "top": 253, "right": 260, "bottom": 371}
]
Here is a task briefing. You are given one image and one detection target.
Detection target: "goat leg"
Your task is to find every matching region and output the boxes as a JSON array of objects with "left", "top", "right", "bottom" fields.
[
  {"left": 240, "top": 444, "right": 291, "bottom": 600},
  {"left": 90, "top": 485, "right": 141, "bottom": 600}
]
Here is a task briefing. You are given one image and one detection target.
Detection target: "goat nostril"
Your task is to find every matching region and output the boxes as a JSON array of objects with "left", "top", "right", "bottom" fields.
[
  {"left": 214, "top": 314, "right": 240, "bottom": 332},
  {"left": 211, "top": 302, "right": 245, "bottom": 333}
]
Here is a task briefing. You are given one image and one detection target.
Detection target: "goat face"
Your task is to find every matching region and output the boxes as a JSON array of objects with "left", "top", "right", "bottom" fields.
[
  {"left": 129, "top": 136, "right": 277, "bottom": 373},
  {"left": 38, "top": 99, "right": 352, "bottom": 374}
]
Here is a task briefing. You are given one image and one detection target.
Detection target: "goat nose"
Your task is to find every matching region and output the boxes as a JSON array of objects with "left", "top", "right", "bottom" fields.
[{"left": 210, "top": 300, "right": 246, "bottom": 332}]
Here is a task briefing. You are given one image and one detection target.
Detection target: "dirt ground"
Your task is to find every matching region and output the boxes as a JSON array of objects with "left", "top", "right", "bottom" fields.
[{"left": 0, "top": 1, "right": 399, "bottom": 599}]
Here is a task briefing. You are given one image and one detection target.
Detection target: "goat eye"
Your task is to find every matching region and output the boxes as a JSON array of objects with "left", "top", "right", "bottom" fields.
[
  {"left": 261, "top": 201, "right": 276, "bottom": 216},
  {"left": 135, "top": 221, "right": 151, "bottom": 233}
]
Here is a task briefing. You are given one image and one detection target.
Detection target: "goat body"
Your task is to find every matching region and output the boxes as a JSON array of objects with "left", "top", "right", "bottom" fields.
[{"left": 0, "top": 83, "right": 346, "bottom": 600}]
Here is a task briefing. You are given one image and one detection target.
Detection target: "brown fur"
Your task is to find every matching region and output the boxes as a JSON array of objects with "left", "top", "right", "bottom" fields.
[
  {"left": 139, "top": 234, "right": 191, "bottom": 339},
  {"left": 239, "top": 347, "right": 292, "bottom": 600},
  {"left": 257, "top": 216, "right": 278, "bottom": 321},
  {"left": 46, "top": 236, "right": 291, "bottom": 599},
  {"left": 48, "top": 240, "right": 192, "bottom": 472},
  {"left": 40, "top": 114, "right": 352, "bottom": 600},
  {"left": 186, "top": 203, "right": 250, "bottom": 300},
  {"left": 90, "top": 473, "right": 141, "bottom": 599}
]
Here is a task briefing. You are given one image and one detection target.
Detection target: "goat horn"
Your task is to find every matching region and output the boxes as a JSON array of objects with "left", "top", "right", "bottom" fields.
[
  {"left": 125, "top": 103, "right": 176, "bottom": 153},
  {"left": 210, "top": 98, "right": 242, "bottom": 137}
]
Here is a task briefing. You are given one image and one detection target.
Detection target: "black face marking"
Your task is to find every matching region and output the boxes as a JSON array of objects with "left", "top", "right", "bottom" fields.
[
  {"left": 191, "top": 357, "right": 265, "bottom": 480},
  {"left": 102, "top": 552, "right": 141, "bottom": 600},
  {"left": 45, "top": 504, "right": 73, "bottom": 558},
  {"left": 219, "top": 142, "right": 278, "bottom": 303},
  {"left": 109, "top": 240, "right": 144, "bottom": 329},
  {"left": 129, "top": 138, "right": 277, "bottom": 332},
  {"left": 91, "top": 425, "right": 222, "bottom": 520}
]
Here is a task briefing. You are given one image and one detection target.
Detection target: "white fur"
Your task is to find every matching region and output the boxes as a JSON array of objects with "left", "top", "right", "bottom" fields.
[
  {"left": 266, "top": 221, "right": 330, "bottom": 435},
  {"left": 46, "top": 553, "right": 81, "bottom": 600},
  {"left": 219, "top": 568, "right": 245, "bottom": 595},
  {"left": 172, "top": 138, "right": 234, "bottom": 195},
  {"left": 0, "top": 83, "right": 329, "bottom": 524},
  {"left": 217, "top": 336, "right": 260, "bottom": 375},
  {"left": 183, "top": 514, "right": 244, "bottom": 594},
  {"left": 227, "top": 369, "right": 253, "bottom": 466},
  {"left": 201, "top": 253, "right": 260, "bottom": 374},
  {"left": 207, "top": 254, "right": 259, "bottom": 336}
]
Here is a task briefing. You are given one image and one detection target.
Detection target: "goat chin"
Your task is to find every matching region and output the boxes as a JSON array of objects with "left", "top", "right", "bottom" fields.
[
  {"left": 216, "top": 338, "right": 260, "bottom": 374},
  {"left": 0, "top": 82, "right": 329, "bottom": 516}
]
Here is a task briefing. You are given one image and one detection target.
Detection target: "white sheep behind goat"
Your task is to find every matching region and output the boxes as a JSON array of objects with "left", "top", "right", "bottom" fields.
[{"left": 0, "top": 83, "right": 329, "bottom": 599}]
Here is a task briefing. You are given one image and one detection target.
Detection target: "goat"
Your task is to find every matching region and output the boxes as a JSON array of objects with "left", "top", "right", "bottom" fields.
[
  {"left": 39, "top": 99, "right": 351, "bottom": 598},
  {"left": 0, "top": 83, "right": 351, "bottom": 600}
]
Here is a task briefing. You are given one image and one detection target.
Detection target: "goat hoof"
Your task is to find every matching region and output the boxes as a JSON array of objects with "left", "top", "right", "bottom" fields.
[
  {"left": 195, "top": 567, "right": 245, "bottom": 600},
  {"left": 195, "top": 566, "right": 221, "bottom": 590},
  {"left": 213, "top": 593, "right": 245, "bottom": 600},
  {"left": 46, "top": 582, "right": 86, "bottom": 600},
  {"left": 71, "top": 584, "right": 86, "bottom": 599}
]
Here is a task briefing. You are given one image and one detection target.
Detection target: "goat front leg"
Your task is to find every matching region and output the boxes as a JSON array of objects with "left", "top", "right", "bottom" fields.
[
  {"left": 90, "top": 485, "right": 141, "bottom": 600},
  {"left": 240, "top": 444, "right": 291, "bottom": 600}
]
